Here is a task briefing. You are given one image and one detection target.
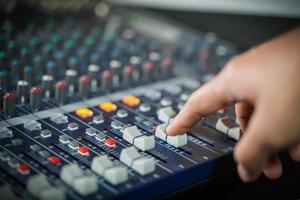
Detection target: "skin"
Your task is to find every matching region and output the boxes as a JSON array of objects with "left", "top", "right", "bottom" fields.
[{"left": 166, "top": 26, "right": 300, "bottom": 182}]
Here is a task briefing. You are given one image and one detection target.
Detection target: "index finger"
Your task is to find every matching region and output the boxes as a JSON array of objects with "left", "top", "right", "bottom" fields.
[{"left": 166, "top": 71, "right": 236, "bottom": 136}]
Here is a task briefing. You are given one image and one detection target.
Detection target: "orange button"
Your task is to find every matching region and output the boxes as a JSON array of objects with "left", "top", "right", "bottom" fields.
[
  {"left": 122, "top": 95, "right": 140, "bottom": 107},
  {"left": 75, "top": 108, "right": 93, "bottom": 118},
  {"left": 105, "top": 138, "right": 116, "bottom": 147},
  {"left": 78, "top": 145, "right": 89, "bottom": 155},
  {"left": 99, "top": 102, "right": 117, "bottom": 112}
]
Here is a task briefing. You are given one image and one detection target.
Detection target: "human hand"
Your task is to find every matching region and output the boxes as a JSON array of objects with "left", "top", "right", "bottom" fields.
[{"left": 166, "top": 27, "right": 300, "bottom": 182}]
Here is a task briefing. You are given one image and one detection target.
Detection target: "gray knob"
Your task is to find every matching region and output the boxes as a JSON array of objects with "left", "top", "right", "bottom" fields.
[
  {"left": 3, "top": 92, "right": 16, "bottom": 116},
  {"left": 55, "top": 81, "right": 67, "bottom": 105},
  {"left": 88, "top": 64, "right": 100, "bottom": 91},
  {"left": 142, "top": 61, "right": 154, "bottom": 81},
  {"left": 30, "top": 87, "right": 42, "bottom": 111},
  {"left": 161, "top": 57, "right": 174, "bottom": 77},
  {"left": 17, "top": 80, "right": 29, "bottom": 104},
  {"left": 79, "top": 75, "right": 90, "bottom": 99},
  {"left": 101, "top": 70, "right": 113, "bottom": 92},
  {"left": 122, "top": 66, "right": 134, "bottom": 86},
  {"left": 129, "top": 56, "right": 142, "bottom": 80},
  {"left": 65, "top": 69, "right": 77, "bottom": 93},
  {"left": 41, "top": 75, "right": 54, "bottom": 98},
  {"left": 109, "top": 60, "right": 122, "bottom": 87}
]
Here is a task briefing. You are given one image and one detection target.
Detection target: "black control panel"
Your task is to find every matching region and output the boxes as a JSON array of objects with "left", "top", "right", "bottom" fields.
[{"left": 0, "top": 4, "right": 241, "bottom": 200}]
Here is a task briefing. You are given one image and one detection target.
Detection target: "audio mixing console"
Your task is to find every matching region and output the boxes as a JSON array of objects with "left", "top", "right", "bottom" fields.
[{"left": 0, "top": 4, "right": 241, "bottom": 200}]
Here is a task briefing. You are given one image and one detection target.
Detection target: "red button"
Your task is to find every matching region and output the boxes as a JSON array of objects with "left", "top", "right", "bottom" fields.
[
  {"left": 78, "top": 145, "right": 89, "bottom": 155},
  {"left": 123, "top": 66, "right": 134, "bottom": 74},
  {"left": 102, "top": 70, "right": 113, "bottom": 79},
  {"left": 48, "top": 156, "right": 61, "bottom": 165},
  {"left": 18, "top": 163, "right": 30, "bottom": 175},
  {"left": 4, "top": 92, "right": 15, "bottom": 100},
  {"left": 105, "top": 138, "right": 116, "bottom": 147},
  {"left": 79, "top": 75, "right": 90, "bottom": 84},
  {"left": 31, "top": 87, "right": 43, "bottom": 94},
  {"left": 55, "top": 81, "right": 66, "bottom": 88}
]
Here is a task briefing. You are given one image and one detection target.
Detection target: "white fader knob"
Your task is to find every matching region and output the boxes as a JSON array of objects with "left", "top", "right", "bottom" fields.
[
  {"left": 157, "top": 106, "right": 176, "bottom": 122},
  {"left": 215, "top": 116, "right": 241, "bottom": 141},
  {"left": 123, "top": 126, "right": 155, "bottom": 151},
  {"left": 155, "top": 123, "right": 188, "bottom": 148},
  {"left": 91, "top": 155, "right": 128, "bottom": 185},
  {"left": 120, "top": 147, "right": 155, "bottom": 175}
]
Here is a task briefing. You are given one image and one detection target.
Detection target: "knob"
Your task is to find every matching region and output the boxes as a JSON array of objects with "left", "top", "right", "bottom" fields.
[
  {"left": 41, "top": 75, "right": 54, "bottom": 98},
  {"left": 122, "top": 66, "right": 134, "bottom": 86},
  {"left": 3, "top": 92, "right": 16, "bottom": 116},
  {"left": 65, "top": 69, "right": 77, "bottom": 93},
  {"left": 88, "top": 64, "right": 100, "bottom": 91},
  {"left": 55, "top": 81, "right": 67, "bottom": 105},
  {"left": 142, "top": 61, "right": 154, "bottom": 81},
  {"left": 161, "top": 57, "right": 174, "bottom": 77},
  {"left": 17, "top": 80, "right": 29, "bottom": 104},
  {"left": 101, "top": 70, "right": 113, "bottom": 92},
  {"left": 30, "top": 87, "right": 42, "bottom": 111},
  {"left": 79, "top": 75, "right": 90, "bottom": 99},
  {"left": 109, "top": 60, "right": 122, "bottom": 87}
]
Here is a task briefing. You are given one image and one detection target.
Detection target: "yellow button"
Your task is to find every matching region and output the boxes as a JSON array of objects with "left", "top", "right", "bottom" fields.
[
  {"left": 99, "top": 102, "right": 117, "bottom": 112},
  {"left": 75, "top": 108, "right": 93, "bottom": 118},
  {"left": 122, "top": 95, "right": 140, "bottom": 107}
]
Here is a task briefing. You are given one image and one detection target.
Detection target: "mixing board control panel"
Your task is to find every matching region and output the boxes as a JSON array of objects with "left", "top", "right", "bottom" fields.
[{"left": 0, "top": 4, "right": 240, "bottom": 200}]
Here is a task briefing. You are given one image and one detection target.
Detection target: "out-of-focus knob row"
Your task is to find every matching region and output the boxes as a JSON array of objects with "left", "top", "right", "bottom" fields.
[{"left": 1, "top": 56, "right": 174, "bottom": 116}]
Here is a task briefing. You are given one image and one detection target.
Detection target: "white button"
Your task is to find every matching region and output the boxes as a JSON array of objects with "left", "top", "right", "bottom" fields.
[
  {"left": 123, "top": 126, "right": 142, "bottom": 144},
  {"left": 165, "top": 85, "right": 182, "bottom": 95},
  {"left": 0, "top": 127, "right": 13, "bottom": 139},
  {"left": 166, "top": 134, "right": 187, "bottom": 148},
  {"left": 228, "top": 127, "right": 241, "bottom": 141},
  {"left": 134, "top": 135, "right": 155, "bottom": 151},
  {"left": 50, "top": 114, "right": 68, "bottom": 124},
  {"left": 39, "top": 187, "right": 65, "bottom": 200},
  {"left": 95, "top": 133, "right": 105, "bottom": 141},
  {"left": 139, "top": 103, "right": 151, "bottom": 112},
  {"left": 67, "top": 122, "right": 79, "bottom": 130},
  {"left": 104, "top": 166, "right": 128, "bottom": 185},
  {"left": 120, "top": 146, "right": 142, "bottom": 167},
  {"left": 216, "top": 116, "right": 234, "bottom": 133},
  {"left": 160, "top": 98, "right": 172, "bottom": 107},
  {"left": 93, "top": 114, "right": 104, "bottom": 124},
  {"left": 60, "top": 164, "right": 83, "bottom": 186},
  {"left": 180, "top": 92, "right": 190, "bottom": 102},
  {"left": 40, "top": 129, "right": 52, "bottom": 138},
  {"left": 155, "top": 124, "right": 167, "bottom": 141},
  {"left": 157, "top": 106, "right": 176, "bottom": 122},
  {"left": 27, "top": 174, "right": 66, "bottom": 200},
  {"left": 68, "top": 141, "right": 79, "bottom": 150},
  {"left": 117, "top": 109, "right": 128, "bottom": 118},
  {"left": 91, "top": 155, "right": 113, "bottom": 176},
  {"left": 73, "top": 176, "right": 98, "bottom": 196},
  {"left": 145, "top": 90, "right": 162, "bottom": 101},
  {"left": 24, "top": 120, "right": 42, "bottom": 131},
  {"left": 27, "top": 174, "right": 51, "bottom": 198},
  {"left": 132, "top": 157, "right": 155, "bottom": 175},
  {"left": 177, "top": 103, "right": 184, "bottom": 110},
  {"left": 85, "top": 127, "right": 97, "bottom": 136},
  {"left": 59, "top": 135, "right": 70, "bottom": 144}
]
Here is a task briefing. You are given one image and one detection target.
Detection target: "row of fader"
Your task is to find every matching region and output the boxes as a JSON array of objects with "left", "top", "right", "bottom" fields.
[{"left": 123, "top": 126, "right": 155, "bottom": 151}]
